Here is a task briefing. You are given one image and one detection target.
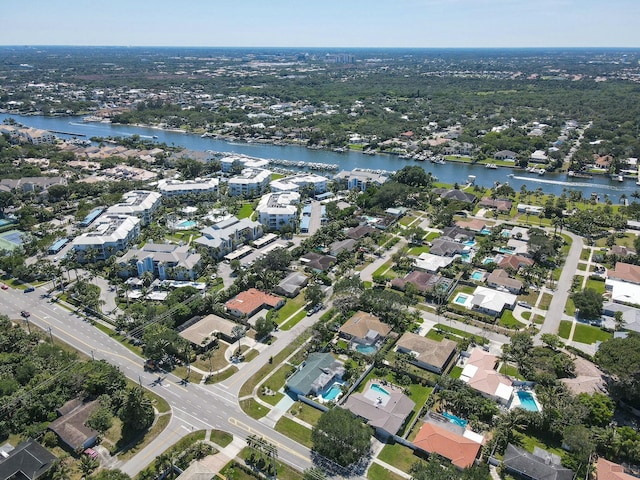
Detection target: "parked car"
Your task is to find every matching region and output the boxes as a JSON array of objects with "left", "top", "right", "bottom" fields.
[
  {"left": 20, "top": 310, "right": 30, "bottom": 318},
  {"left": 517, "top": 301, "right": 531, "bottom": 308},
  {"left": 0, "top": 284, "right": 7, "bottom": 290},
  {"left": 24, "top": 287, "right": 35, "bottom": 293}
]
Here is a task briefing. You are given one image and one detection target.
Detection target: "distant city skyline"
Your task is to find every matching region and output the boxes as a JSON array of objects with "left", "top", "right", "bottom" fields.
[{"left": 2, "top": 0, "right": 639, "bottom": 49}]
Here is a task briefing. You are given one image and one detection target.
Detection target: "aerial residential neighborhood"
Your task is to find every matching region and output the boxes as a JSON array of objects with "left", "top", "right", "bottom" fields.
[{"left": 0, "top": 45, "right": 639, "bottom": 480}]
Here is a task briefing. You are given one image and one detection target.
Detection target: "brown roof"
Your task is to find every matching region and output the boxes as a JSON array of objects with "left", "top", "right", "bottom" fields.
[
  {"left": 179, "top": 314, "right": 240, "bottom": 345},
  {"left": 339, "top": 311, "right": 392, "bottom": 340},
  {"left": 611, "top": 245, "right": 636, "bottom": 257},
  {"left": 346, "top": 225, "right": 377, "bottom": 240},
  {"left": 610, "top": 262, "right": 640, "bottom": 284},
  {"left": 48, "top": 400, "right": 99, "bottom": 450},
  {"left": 225, "top": 288, "right": 283, "bottom": 316},
  {"left": 498, "top": 254, "right": 534, "bottom": 271},
  {"left": 486, "top": 269, "right": 523, "bottom": 291},
  {"left": 300, "top": 252, "right": 336, "bottom": 271},
  {"left": 462, "top": 349, "right": 513, "bottom": 401},
  {"left": 479, "top": 198, "right": 512, "bottom": 212},
  {"left": 596, "top": 458, "right": 638, "bottom": 480},
  {"left": 413, "top": 422, "right": 482, "bottom": 468},
  {"left": 396, "top": 333, "right": 457, "bottom": 371},
  {"left": 390, "top": 271, "right": 442, "bottom": 293}
]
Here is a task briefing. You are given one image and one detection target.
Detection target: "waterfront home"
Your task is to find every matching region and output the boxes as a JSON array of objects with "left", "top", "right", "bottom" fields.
[
  {"left": 270, "top": 173, "right": 328, "bottom": 194},
  {"left": 460, "top": 348, "right": 513, "bottom": 405},
  {"left": 479, "top": 197, "right": 512, "bottom": 213},
  {"left": 286, "top": 352, "right": 344, "bottom": 398},
  {"left": 395, "top": 332, "right": 457, "bottom": 374},
  {"left": 494, "top": 150, "right": 517, "bottom": 161},
  {"left": 529, "top": 150, "right": 549, "bottom": 163},
  {"left": 432, "top": 188, "right": 477, "bottom": 204}
]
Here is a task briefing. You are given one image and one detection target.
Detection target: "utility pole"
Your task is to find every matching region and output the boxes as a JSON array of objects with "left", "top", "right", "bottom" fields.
[{"left": 48, "top": 326, "right": 54, "bottom": 344}]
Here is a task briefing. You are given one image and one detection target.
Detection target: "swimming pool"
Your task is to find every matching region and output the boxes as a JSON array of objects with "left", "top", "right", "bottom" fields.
[
  {"left": 322, "top": 383, "right": 343, "bottom": 401},
  {"left": 371, "top": 383, "right": 390, "bottom": 396},
  {"left": 482, "top": 257, "right": 495, "bottom": 265},
  {"left": 454, "top": 293, "right": 470, "bottom": 305},
  {"left": 517, "top": 390, "right": 539, "bottom": 412},
  {"left": 471, "top": 271, "right": 484, "bottom": 281},
  {"left": 356, "top": 344, "right": 377, "bottom": 355},
  {"left": 442, "top": 411, "right": 468, "bottom": 428},
  {"left": 480, "top": 228, "right": 491, "bottom": 235},
  {"left": 463, "top": 240, "right": 476, "bottom": 247},
  {"left": 499, "top": 247, "right": 514, "bottom": 254},
  {"left": 501, "top": 229, "right": 511, "bottom": 237},
  {"left": 177, "top": 220, "right": 197, "bottom": 229},
  {"left": 0, "top": 219, "right": 11, "bottom": 227},
  {"left": 461, "top": 253, "right": 471, "bottom": 262}
]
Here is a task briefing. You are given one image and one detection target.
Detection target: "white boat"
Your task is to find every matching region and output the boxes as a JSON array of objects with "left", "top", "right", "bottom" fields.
[
  {"left": 485, "top": 163, "right": 498, "bottom": 169},
  {"left": 617, "top": 175, "right": 624, "bottom": 182},
  {"left": 537, "top": 168, "right": 546, "bottom": 175}
]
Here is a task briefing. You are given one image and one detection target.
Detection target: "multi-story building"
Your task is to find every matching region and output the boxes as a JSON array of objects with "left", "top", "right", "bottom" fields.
[
  {"left": 227, "top": 168, "right": 271, "bottom": 197},
  {"left": 220, "top": 155, "right": 269, "bottom": 173},
  {"left": 106, "top": 190, "right": 162, "bottom": 226},
  {"left": 157, "top": 178, "right": 219, "bottom": 197},
  {"left": 256, "top": 192, "right": 299, "bottom": 231},
  {"left": 269, "top": 173, "right": 328, "bottom": 194},
  {"left": 194, "top": 216, "right": 263, "bottom": 259},
  {"left": 334, "top": 169, "right": 388, "bottom": 191},
  {"left": 72, "top": 214, "right": 140, "bottom": 262},
  {"left": 116, "top": 243, "right": 201, "bottom": 280},
  {"left": 18, "top": 127, "right": 56, "bottom": 144}
]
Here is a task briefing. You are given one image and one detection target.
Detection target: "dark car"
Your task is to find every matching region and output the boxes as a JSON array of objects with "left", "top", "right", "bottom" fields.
[
  {"left": 24, "top": 287, "right": 35, "bottom": 293},
  {"left": 20, "top": 310, "right": 30, "bottom": 318}
]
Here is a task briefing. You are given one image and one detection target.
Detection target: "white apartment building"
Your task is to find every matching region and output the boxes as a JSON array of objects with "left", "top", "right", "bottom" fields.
[
  {"left": 220, "top": 155, "right": 270, "bottom": 173},
  {"left": 334, "top": 170, "right": 389, "bottom": 191},
  {"left": 256, "top": 192, "right": 300, "bottom": 231},
  {"left": 72, "top": 214, "right": 141, "bottom": 262},
  {"left": 106, "top": 190, "right": 162, "bottom": 226},
  {"left": 117, "top": 243, "right": 201, "bottom": 281},
  {"left": 158, "top": 178, "right": 219, "bottom": 197},
  {"left": 269, "top": 173, "right": 328, "bottom": 194},
  {"left": 195, "top": 216, "right": 263, "bottom": 259},
  {"left": 227, "top": 168, "right": 271, "bottom": 197},
  {"left": 19, "top": 128, "right": 56, "bottom": 145}
]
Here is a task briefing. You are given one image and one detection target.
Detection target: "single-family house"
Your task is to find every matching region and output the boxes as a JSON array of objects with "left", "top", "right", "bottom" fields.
[
  {"left": 602, "top": 303, "right": 640, "bottom": 334},
  {"left": 509, "top": 226, "right": 530, "bottom": 241},
  {"left": 486, "top": 269, "right": 523, "bottom": 294},
  {"left": 395, "top": 333, "right": 457, "bottom": 374},
  {"left": 343, "top": 380, "right": 415, "bottom": 437},
  {"left": 495, "top": 150, "right": 517, "bottom": 161},
  {"left": 346, "top": 225, "right": 377, "bottom": 240},
  {"left": 413, "top": 416, "right": 483, "bottom": 469},
  {"left": 286, "top": 352, "right": 344, "bottom": 398},
  {"left": 430, "top": 238, "right": 465, "bottom": 257},
  {"left": 460, "top": 348, "right": 514, "bottom": 404},
  {"left": 596, "top": 457, "right": 638, "bottom": 480},
  {"left": 498, "top": 254, "right": 534, "bottom": 272},
  {"left": 413, "top": 252, "right": 454, "bottom": 273},
  {"left": 0, "top": 439, "right": 57, "bottom": 480},
  {"left": 506, "top": 239, "right": 529, "bottom": 257},
  {"left": 274, "top": 272, "right": 309, "bottom": 298},
  {"left": 329, "top": 238, "right": 357, "bottom": 256},
  {"left": 609, "top": 262, "right": 640, "bottom": 284},
  {"left": 605, "top": 279, "right": 640, "bottom": 307},
  {"left": 178, "top": 314, "right": 242, "bottom": 347},
  {"left": 530, "top": 150, "right": 549, "bottom": 163},
  {"left": 48, "top": 399, "right": 99, "bottom": 451},
  {"left": 479, "top": 197, "right": 513, "bottom": 213},
  {"left": 433, "top": 188, "right": 477, "bottom": 204},
  {"left": 299, "top": 252, "right": 336, "bottom": 271},
  {"left": 391, "top": 271, "right": 446, "bottom": 294},
  {"left": 442, "top": 226, "right": 473, "bottom": 242},
  {"left": 338, "top": 311, "right": 392, "bottom": 347},
  {"left": 469, "top": 286, "right": 517, "bottom": 317},
  {"left": 611, "top": 245, "right": 636, "bottom": 257},
  {"left": 503, "top": 444, "right": 573, "bottom": 480},
  {"left": 455, "top": 219, "right": 487, "bottom": 233},
  {"left": 225, "top": 288, "right": 284, "bottom": 318}
]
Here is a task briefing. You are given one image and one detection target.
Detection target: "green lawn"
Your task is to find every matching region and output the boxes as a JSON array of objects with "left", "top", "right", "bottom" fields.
[
  {"left": 274, "top": 417, "right": 312, "bottom": 448},
  {"left": 449, "top": 366, "right": 463, "bottom": 379},
  {"left": 210, "top": 430, "right": 233, "bottom": 447},
  {"left": 275, "top": 292, "right": 306, "bottom": 324},
  {"left": 205, "top": 366, "right": 238, "bottom": 384},
  {"left": 289, "top": 402, "right": 323, "bottom": 426},
  {"left": 577, "top": 263, "right": 587, "bottom": 271},
  {"left": 258, "top": 365, "right": 292, "bottom": 405},
  {"left": 580, "top": 248, "right": 592, "bottom": 260},
  {"left": 500, "top": 310, "right": 525, "bottom": 329},
  {"left": 539, "top": 293, "right": 553, "bottom": 310},
  {"left": 378, "top": 442, "right": 422, "bottom": 474},
  {"left": 373, "top": 261, "right": 394, "bottom": 277},
  {"left": 521, "top": 311, "right": 531, "bottom": 320},
  {"left": 565, "top": 298, "right": 576, "bottom": 316},
  {"left": 368, "top": 463, "right": 406, "bottom": 480},
  {"left": 239, "top": 398, "right": 270, "bottom": 419},
  {"left": 585, "top": 278, "right": 606, "bottom": 294},
  {"left": 237, "top": 203, "right": 254, "bottom": 219},
  {"left": 499, "top": 363, "right": 524, "bottom": 380},
  {"left": 280, "top": 310, "right": 307, "bottom": 331},
  {"left": 425, "top": 231, "right": 440, "bottom": 241},
  {"left": 558, "top": 320, "right": 572, "bottom": 339},
  {"left": 408, "top": 245, "right": 430, "bottom": 255},
  {"left": 572, "top": 323, "right": 613, "bottom": 344},
  {"left": 399, "top": 216, "right": 417, "bottom": 227}
]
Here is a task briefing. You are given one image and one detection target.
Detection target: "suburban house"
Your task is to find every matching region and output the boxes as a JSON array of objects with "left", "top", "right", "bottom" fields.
[
  {"left": 329, "top": 238, "right": 357, "bottom": 256},
  {"left": 299, "top": 252, "right": 336, "bottom": 272},
  {"left": 286, "top": 352, "right": 344, "bottom": 398},
  {"left": 432, "top": 188, "right": 477, "bottom": 204},
  {"left": 413, "top": 252, "right": 454, "bottom": 273},
  {"left": 338, "top": 311, "right": 392, "bottom": 348},
  {"left": 343, "top": 380, "right": 415, "bottom": 437},
  {"left": 442, "top": 226, "right": 473, "bottom": 242},
  {"left": 478, "top": 197, "right": 512, "bottom": 213},
  {"left": 391, "top": 271, "right": 448, "bottom": 294},
  {"left": 517, "top": 204, "right": 544, "bottom": 215},
  {"left": 0, "top": 176, "right": 67, "bottom": 194},
  {"left": 48, "top": 399, "right": 99, "bottom": 451},
  {"left": 460, "top": 348, "right": 514, "bottom": 405},
  {"left": 413, "top": 415, "right": 484, "bottom": 469},
  {"left": 346, "top": 225, "right": 377, "bottom": 240},
  {"left": 106, "top": 190, "right": 162, "bottom": 226},
  {"left": 225, "top": 288, "right": 284, "bottom": 318},
  {"left": 530, "top": 150, "right": 549, "bottom": 163},
  {"left": 195, "top": 216, "right": 263, "bottom": 259},
  {"left": 470, "top": 286, "right": 517, "bottom": 317},
  {"left": 430, "top": 238, "right": 466, "bottom": 257},
  {"left": 602, "top": 303, "right": 640, "bottom": 334},
  {"left": 509, "top": 226, "right": 530, "bottom": 241},
  {"left": 605, "top": 279, "right": 640, "bottom": 307},
  {"left": 395, "top": 333, "right": 457, "bottom": 374},
  {"left": 256, "top": 192, "right": 300, "bottom": 231},
  {"left": 596, "top": 457, "right": 638, "bottom": 480},
  {"left": 608, "top": 262, "right": 640, "bottom": 284},
  {"left": 0, "top": 439, "right": 57, "bottom": 480},
  {"left": 610, "top": 245, "right": 636, "bottom": 257},
  {"left": 178, "top": 314, "right": 242, "bottom": 347},
  {"left": 72, "top": 214, "right": 141, "bottom": 262},
  {"left": 494, "top": 150, "right": 517, "bottom": 160},
  {"left": 274, "top": 272, "right": 309, "bottom": 298},
  {"left": 486, "top": 269, "right": 523, "bottom": 294},
  {"left": 498, "top": 254, "right": 534, "bottom": 272},
  {"left": 117, "top": 243, "right": 202, "bottom": 280},
  {"left": 506, "top": 239, "right": 530, "bottom": 257},
  {"left": 455, "top": 219, "right": 486, "bottom": 233},
  {"left": 503, "top": 444, "right": 573, "bottom": 480}
]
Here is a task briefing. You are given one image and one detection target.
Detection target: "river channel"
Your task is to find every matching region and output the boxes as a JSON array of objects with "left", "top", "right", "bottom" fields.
[{"left": 1, "top": 113, "right": 636, "bottom": 203}]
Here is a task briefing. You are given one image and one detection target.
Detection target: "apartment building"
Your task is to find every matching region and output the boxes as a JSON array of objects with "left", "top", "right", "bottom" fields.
[
  {"left": 106, "top": 190, "right": 162, "bottom": 226},
  {"left": 256, "top": 192, "right": 299, "bottom": 231},
  {"left": 72, "top": 214, "right": 141, "bottom": 262},
  {"left": 227, "top": 168, "right": 271, "bottom": 197}
]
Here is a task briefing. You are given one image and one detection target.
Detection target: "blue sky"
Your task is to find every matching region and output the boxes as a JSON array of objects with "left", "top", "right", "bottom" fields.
[{"left": 2, "top": 0, "right": 638, "bottom": 48}]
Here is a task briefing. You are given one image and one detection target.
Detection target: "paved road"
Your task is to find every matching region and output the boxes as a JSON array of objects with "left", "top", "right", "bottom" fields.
[
  {"left": 537, "top": 230, "right": 583, "bottom": 340},
  {"left": 0, "top": 286, "right": 320, "bottom": 477}
]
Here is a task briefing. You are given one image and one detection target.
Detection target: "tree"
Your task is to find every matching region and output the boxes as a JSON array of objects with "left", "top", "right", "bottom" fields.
[
  {"left": 118, "top": 386, "right": 154, "bottom": 432},
  {"left": 311, "top": 407, "right": 371, "bottom": 467},
  {"left": 79, "top": 455, "right": 99, "bottom": 477},
  {"left": 594, "top": 333, "right": 640, "bottom": 404},
  {"left": 305, "top": 284, "right": 324, "bottom": 308},
  {"left": 613, "top": 310, "right": 625, "bottom": 331},
  {"left": 540, "top": 333, "right": 562, "bottom": 351},
  {"left": 88, "top": 470, "right": 131, "bottom": 480},
  {"left": 576, "top": 392, "right": 615, "bottom": 427},
  {"left": 232, "top": 325, "right": 246, "bottom": 353},
  {"left": 87, "top": 406, "right": 113, "bottom": 434},
  {"left": 571, "top": 288, "right": 604, "bottom": 320},
  {"left": 254, "top": 316, "right": 276, "bottom": 341}
]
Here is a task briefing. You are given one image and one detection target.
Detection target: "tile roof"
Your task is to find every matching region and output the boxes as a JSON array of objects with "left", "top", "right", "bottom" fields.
[
  {"left": 460, "top": 349, "right": 513, "bottom": 402},
  {"left": 596, "top": 457, "right": 638, "bottom": 480},
  {"left": 339, "top": 311, "right": 392, "bottom": 340},
  {"left": 396, "top": 333, "right": 457, "bottom": 371},
  {"left": 610, "top": 262, "right": 640, "bottom": 284},
  {"left": 225, "top": 288, "right": 283, "bottom": 316},
  {"left": 413, "top": 421, "right": 482, "bottom": 468}
]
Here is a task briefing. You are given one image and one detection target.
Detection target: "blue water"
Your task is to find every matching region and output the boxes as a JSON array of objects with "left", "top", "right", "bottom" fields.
[
  {"left": 371, "top": 383, "right": 390, "bottom": 396},
  {"left": 178, "top": 220, "right": 197, "bottom": 228},
  {"left": 471, "top": 271, "right": 484, "bottom": 280},
  {"left": 443, "top": 411, "right": 468, "bottom": 428},
  {"left": 499, "top": 247, "right": 514, "bottom": 254},
  {"left": 517, "top": 391, "right": 539, "bottom": 412},
  {"left": 479, "top": 228, "right": 491, "bottom": 235},
  {"left": 322, "top": 384, "right": 343, "bottom": 401},
  {"left": 483, "top": 257, "right": 496, "bottom": 265},
  {"left": 1, "top": 112, "right": 638, "bottom": 201},
  {"left": 454, "top": 293, "right": 469, "bottom": 305},
  {"left": 461, "top": 253, "right": 471, "bottom": 262},
  {"left": 0, "top": 219, "right": 11, "bottom": 226},
  {"left": 356, "top": 344, "right": 377, "bottom": 355},
  {"left": 501, "top": 229, "right": 512, "bottom": 237},
  {"left": 463, "top": 240, "right": 476, "bottom": 247}
]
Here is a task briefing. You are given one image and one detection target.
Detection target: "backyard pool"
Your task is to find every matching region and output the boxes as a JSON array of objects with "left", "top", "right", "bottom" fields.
[
  {"left": 471, "top": 271, "right": 484, "bottom": 281},
  {"left": 482, "top": 257, "right": 495, "bottom": 265},
  {"left": 356, "top": 344, "right": 377, "bottom": 355},
  {"left": 499, "top": 247, "right": 514, "bottom": 254},
  {"left": 442, "top": 411, "right": 468, "bottom": 428},
  {"left": 322, "top": 383, "right": 343, "bottom": 401},
  {"left": 460, "top": 253, "right": 471, "bottom": 262},
  {"left": 463, "top": 240, "right": 477, "bottom": 247},
  {"left": 371, "top": 383, "right": 390, "bottom": 396},
  {"left": 516, "top": 390, "right": 540, "bottom": 412},
  {"left": 501, "top": 229, "right": 512, "bottom": 237},
  {"left": 480, "top": 228, "right": 491, "bottom": 235},
  {"left": 454, "top": 293, "right": 471, "bottom": 305}
]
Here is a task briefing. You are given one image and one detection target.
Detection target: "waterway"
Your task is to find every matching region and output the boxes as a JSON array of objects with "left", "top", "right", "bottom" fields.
[{"left": 1, "top": 112, "right": 636, "bottom": 202}]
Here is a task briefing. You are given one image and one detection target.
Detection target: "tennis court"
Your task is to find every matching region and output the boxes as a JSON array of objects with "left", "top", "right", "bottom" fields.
[{"left": 0, "top": 229, "right": 24, "bottom": 251}]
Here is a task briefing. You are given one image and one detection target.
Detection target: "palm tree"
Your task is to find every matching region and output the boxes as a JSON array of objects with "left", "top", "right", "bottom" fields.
[
  {"left": 79, "top": 454, "right": 99, "bottom": 477},
  {"left": 232, "top": 325, "right": 246, "bottom": 357}
]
